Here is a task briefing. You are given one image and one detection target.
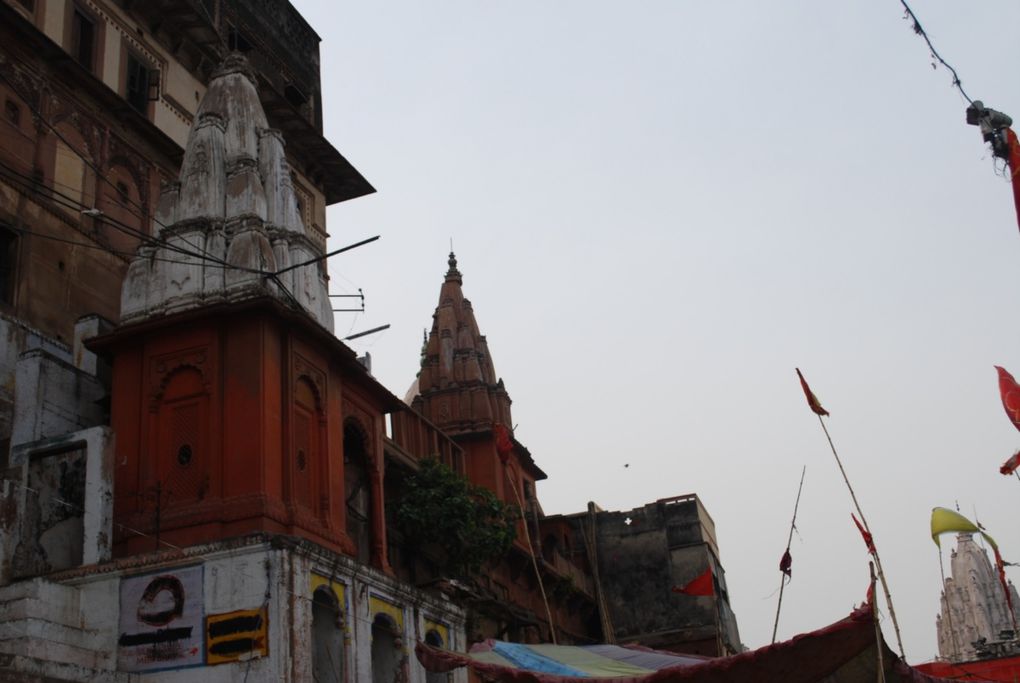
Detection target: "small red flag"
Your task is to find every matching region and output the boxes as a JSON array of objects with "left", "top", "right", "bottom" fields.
[
  {"left": 1006, "top": 128, "right": 1020, "bottom": 233},
  {"left": 796, "top": 368, "right": 829, "bottom": 417},
  {"left": 672, "top": 567, "right": 714, "bottom": 596},
  {"left": 1001, "top": 450, "right": 1020, "bottom": 476},
  {"left": 995, "top": 366, "right": 1020, "bottom": 433},
  {"left": 779, "top": 549, "right": 792, "bottom": 578},
  {"left": 493, "top": 423, "right": 513, "bottom": 464},
  {"left": 851, "top": 514, "right": 875, "bottom": 555}
]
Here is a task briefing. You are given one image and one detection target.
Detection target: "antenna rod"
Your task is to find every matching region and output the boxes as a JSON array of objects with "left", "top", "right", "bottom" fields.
[
  {"left": 344, "top": 324, "right": 390, "bottom": 341},
  {"left": 274, "top": 235, "right": 380, "bottom": 276}
]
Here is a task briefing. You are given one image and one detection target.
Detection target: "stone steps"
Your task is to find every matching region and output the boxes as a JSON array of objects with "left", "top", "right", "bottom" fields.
[{"left": 0, "top": 578, "right": 122, "bottom": 680}]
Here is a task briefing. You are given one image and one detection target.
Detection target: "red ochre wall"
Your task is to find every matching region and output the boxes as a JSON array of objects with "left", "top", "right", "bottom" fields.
[{"left": 106, "top": 305, "right": 391, "bottom": 573}]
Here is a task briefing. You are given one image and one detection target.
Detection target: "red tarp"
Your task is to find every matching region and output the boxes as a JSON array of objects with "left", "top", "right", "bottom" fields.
[
  {"left": 417, "top": 603, "right": 973, "bottom": 682},
  {"left": 915, "top": 655, "right": 1020, "bottom": 682}
]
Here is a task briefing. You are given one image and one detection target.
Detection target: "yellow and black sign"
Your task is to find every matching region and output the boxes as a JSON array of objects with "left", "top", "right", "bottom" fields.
[{"left": 206, "top": 607, "right": 269, "bottom": 665}]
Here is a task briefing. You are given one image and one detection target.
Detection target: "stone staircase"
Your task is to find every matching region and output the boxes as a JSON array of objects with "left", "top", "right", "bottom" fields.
[{"left": 0, "top": 577, "right": 132, "bottom": 682}]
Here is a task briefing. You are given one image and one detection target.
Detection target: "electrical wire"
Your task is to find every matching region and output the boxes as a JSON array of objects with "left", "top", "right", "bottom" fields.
[
  {"left": 8, "top": 478, "right": 434, "bottom": 624},
  {"left": 0, "top": 56, "right": 369, "bottom": 313},
  {"left": 897, "top": 0, "right": 973, "bottom": 104},
  {"left": 0, "top": 156, "right": 254, "bottom": 269},
  {"left": 0, "top": 66, "right": 228, "bottom": 267}
]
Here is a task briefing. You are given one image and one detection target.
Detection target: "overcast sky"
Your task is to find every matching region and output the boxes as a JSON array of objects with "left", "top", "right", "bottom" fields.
[{"left": 293, "top": 0, "right": 1020, "bottom": 662}]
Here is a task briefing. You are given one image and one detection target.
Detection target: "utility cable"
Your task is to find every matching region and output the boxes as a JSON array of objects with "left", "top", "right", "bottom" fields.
[
  {"left": 0, "top": 62, "right": 367, "bottom": 314},
  {"left": 0, "top": 66, "right": 226, "bottom": 266},
  {"left": 897, "top": 0, "right": 973, "bottom": 104},
  {"left": 0, "top": 157, "right": 255, "bottom": 269}
]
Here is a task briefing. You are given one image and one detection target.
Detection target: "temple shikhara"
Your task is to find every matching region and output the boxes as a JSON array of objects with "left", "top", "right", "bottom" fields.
[{"left": 936, "top": 533, "right": 1020, "bottom": 662}]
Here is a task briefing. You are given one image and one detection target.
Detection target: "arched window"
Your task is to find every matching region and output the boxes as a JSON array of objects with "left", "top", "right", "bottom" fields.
[
  {"left": 542, "top": 534, "right": 558, "bottom": 564},
  {"left": 311, "top": 587, "right": 343, "bottom": 683},
  {"left": 370, "top": 613, "right": 402, "bottom": 683},
  {"left": 344, "top": 420, "right": 372, "bottom": 564},
  {"left": 53, "top": 131, "right": 92, "bottom": 214},
  {"left": 99, "top": 163, "right": 144, "bottom": 251}
]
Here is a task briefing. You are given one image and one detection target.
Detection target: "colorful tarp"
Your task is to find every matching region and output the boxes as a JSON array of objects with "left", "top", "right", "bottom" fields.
[
  {"left": 456, "top": 641, "right": 707, "bottom": 678},
  {"left": 416, "top": 602, "right": 961, "bottom": 682}
]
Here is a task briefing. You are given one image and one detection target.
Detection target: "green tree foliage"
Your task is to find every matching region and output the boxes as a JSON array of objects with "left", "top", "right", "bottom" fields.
[{"left": 396, "top": 459, "right": 517, "bottom": 577}]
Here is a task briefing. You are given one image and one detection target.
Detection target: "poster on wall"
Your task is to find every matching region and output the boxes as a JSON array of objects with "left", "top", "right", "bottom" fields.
[
  {"left": 206, "top": 607, "right": 269, "bottom": 665},
  {"left": 118, "top": 565, "right": 204, "bottom": 672}
]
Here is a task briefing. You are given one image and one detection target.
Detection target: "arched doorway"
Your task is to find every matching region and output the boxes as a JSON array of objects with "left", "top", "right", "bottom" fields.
[
  {"left": 311, "top": 587, "right": 343, "bottom": 682},
  {"left": 423, "top": 629, "right": 447, "bottom": 683},
  {"left": 370, "top": 613, "right": 402, "bottom": 683}
]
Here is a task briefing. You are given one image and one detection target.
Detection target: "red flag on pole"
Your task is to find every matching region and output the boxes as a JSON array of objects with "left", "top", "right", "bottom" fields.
[
  {"left": 992, "top": 545, "right": 1017, "bottom": 623},
  {"left": 995, "top": 366, "right": 1020, "bottom": 433},
  {"left": 1002, "top": 450, "right": 1020, "bottom": 476},
  {"left": 796, "top": 369, "right": 829, "bottom": 417},
  {"left": 851, "top": 514, "right": 876, "bottom": 555},
  {"left": 1006, "top": 128, "right": 1020, "bottom": 233},
  {"left": 779, "top": 549, "right": 792, "bottom": 579},
  {"left": 493, "top": 423, "right": 514, "bottom": 464},
  {"left": 672, "top": 567, "right": 714, "bottom": 596}
]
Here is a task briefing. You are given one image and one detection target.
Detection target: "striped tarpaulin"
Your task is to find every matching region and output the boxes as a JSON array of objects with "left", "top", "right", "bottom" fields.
[{"left": 416, "top": 603, "right": 966, "bottom": 682}]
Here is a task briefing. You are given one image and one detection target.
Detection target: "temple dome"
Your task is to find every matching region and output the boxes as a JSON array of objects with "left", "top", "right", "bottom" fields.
[{"left": 119, "top": 53, "right": 333, "bottom": 332}]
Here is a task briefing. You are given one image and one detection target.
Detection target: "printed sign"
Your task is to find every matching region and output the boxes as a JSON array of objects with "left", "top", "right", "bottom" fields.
[
  {"left": 119, "top": 565, "right": 204, "bottom": 671},
  {"left": 206, "top": 607, "right": 269, "bottom": 665}
]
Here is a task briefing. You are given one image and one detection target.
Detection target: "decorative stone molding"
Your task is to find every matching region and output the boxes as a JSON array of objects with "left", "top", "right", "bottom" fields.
[{"left": 148, "top": 346, "right": 211, "bottom": 412}]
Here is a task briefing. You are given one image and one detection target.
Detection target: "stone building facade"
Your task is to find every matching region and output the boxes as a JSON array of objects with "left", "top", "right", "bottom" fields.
[
  {"left": 937, "top": 532, "right": 1020, "bottom": 662},
  {"left": 0, "top": 1, "right": 464, "bottom": 681}
]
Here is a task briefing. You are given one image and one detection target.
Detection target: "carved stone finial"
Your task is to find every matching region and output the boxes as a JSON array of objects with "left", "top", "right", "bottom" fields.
[
  {"left": 210, "top": 51, "right": 258, "bottom": 85},
  {"left": 445, "top": 251, "right": 461, "bottom": 282}
]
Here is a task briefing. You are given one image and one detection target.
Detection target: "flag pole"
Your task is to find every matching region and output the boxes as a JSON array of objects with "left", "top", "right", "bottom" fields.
[
  {"left": 816, "top": 413, "right": 906, "bottom": 660},
  {"left": 771, "top": 465, "right": 806, "bottom": 644},
  {"left": 494, "top": 423, "right": 557, "bottom": 644},
  {"left": 937, "top": 549, "right": 962, "bottom": 660},
  {"left": 870, "top": 562, "right": 887, "bottom": 683},
  {"left": 501, "top": 465, "right": 557, "bottom": 644}
]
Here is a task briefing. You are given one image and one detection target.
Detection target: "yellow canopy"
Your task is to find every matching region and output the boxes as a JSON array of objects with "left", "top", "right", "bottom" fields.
[{"left": 930, "top": 507, "right": 997, "bottom": 549}]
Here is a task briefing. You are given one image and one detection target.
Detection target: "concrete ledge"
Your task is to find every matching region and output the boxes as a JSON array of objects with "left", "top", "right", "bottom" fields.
[{"left": 0, "top": 652, "right": 130, "bottom": 682}]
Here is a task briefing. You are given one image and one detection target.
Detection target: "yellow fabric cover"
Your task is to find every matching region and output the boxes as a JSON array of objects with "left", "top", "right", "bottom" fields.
[{"left": 930, "top": 507, "right": 997, "bottom": 549}]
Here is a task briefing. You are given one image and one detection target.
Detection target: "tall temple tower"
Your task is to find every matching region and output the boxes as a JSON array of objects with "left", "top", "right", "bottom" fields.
[
  {"left": 408, "top": 252, "right": 546, "bottom": 504},
  {"left": 94, "top": 53, "right": 400, "bottom": 567},
  {"left": 937, "top": 533, "right": 1020, "bottom": 661}
]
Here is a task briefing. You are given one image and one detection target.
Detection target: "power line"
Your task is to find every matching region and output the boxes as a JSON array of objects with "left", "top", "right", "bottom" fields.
[
  {"left": 0, "top": 66, "right": 226, "bottom": 267},
  {"left": 0, "top": 60, "right": 370, "bottom": 317},
  {"left": 0, "top": 157, "right": 254, "bottom": 270},
  {"left": 1, "top": 158, "right": 354, "bottom": 319},
  {"left": 897, "top": 0, "right": 973, "bottom": 104}
]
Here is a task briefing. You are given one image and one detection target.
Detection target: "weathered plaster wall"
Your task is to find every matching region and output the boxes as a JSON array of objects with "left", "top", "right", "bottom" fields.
[
  {"left": 1, "top": 426, "right": 114, "bottom": 585},
  {"left": 592, "top": 497, "right": 741, "bottom": 656},
  {"left": 0, "top": 538, "right": 467, "bottom": 682},
  {"left": 0, "top": 315, "right": 75, "bottom": 456},
  {"left": 10, "top": 348, "right": 106, "bottom": 450}
]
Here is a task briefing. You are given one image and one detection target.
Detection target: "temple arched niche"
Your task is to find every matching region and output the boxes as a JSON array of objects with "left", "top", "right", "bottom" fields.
[
  {"left": 152, "top": 366, "right": 210, "bottom": 508},
  {"left": 290, "top": 376, "right": 324, "bottom": 517},
  {"left": 98, "top": 161, "right": 144, "bottom": 252},
  {"left": 50, "top": 123, "right": 95, "bottom": 217}
]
